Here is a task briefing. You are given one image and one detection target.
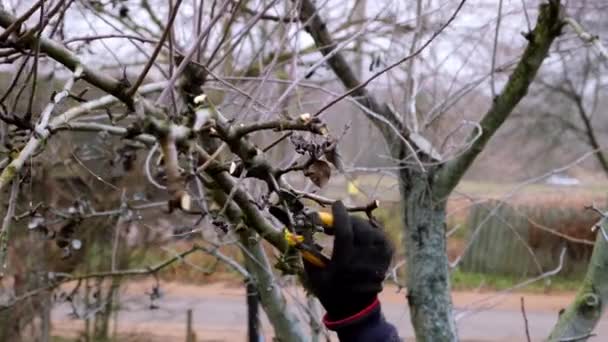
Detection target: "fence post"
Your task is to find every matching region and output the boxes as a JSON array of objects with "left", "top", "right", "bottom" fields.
[{"left": 186, "top": 309, "right": 194, "bottom": 342}]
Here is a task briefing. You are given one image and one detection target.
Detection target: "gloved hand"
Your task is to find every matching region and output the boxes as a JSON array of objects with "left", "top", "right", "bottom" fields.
[{"left": 303, "top": 201, "right": 393, "bottom": 326}]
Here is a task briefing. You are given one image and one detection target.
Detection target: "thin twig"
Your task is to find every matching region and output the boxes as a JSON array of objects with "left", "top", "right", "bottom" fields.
[
  {"left": 232, "top": 118, "right": 327, "bottom": 139},
  {"left": 456, "top": 247, "right": 567, "bottom": 321},
  {"left": 276, "top": 158, "right": 315, "bottom": 177},
  {"left": 52, "top": 122, "right": 156, "bottom": 144},
  {"left": 155, "top": 0, "right": 231, "bottom": 105},
  {"left": 0, "top": 81, "right": 165, "bottom": 192},
  {"left": 0, "top": 1, "right": 43, "bottom": 41},
  {"left": 565, "top": 17, "right": 608, "bottom": 66},
  {"left": 435, "top": 1, "right": 563, "bottom": 198},
  {"left": 63, "top": 34, "right": 157, "bottom": 45},
  {"left": 387, "top": 259, "right": 407, "bottom": 291},
  {"left": 141, "top": 0, "right": 165, "bottom": 30},
  {"left": 490, "top": 0, "right": 504, "bottom": 98},
  {"left": 521, "top": 0, "right": 532, "bottom": 32},
  {"left": 0, "top": 241, "right": 252, "bottom": 311},
  {"left": 312, "top": 0, "right": 467, "bottom": 117},
  {"left": 403, "top": 0, "right": 424, "bottom": 133},
  {"left": 287, "top": 185, "right": 379, "bottom": 212},
  {"left": 450, "top": 149, "right": 604, "bottom": 268},
  {"left": 38, "top": 65, "right": 83, "bottom": 132},
  {"left": 26, "top": 0, "right": 44, "bottom": 117},
  {"left": 70, "top": 151, "right": 119, "bottom": 190},
  {"left": 145, "top": 143, "right": 166, "bottom": 190},
  {"left": 196, "top": 143, "right": 227, "bottom": 173},
  {"left": 200, "top": 243, "right": 250, "bottom": 278},
  {"left": 0, "top": 65, "right": 83, "bottom": 191},
  {"left": 0, "top": 54, "right": 29, "bottom": 104},
  {"left": 585, "top": 205, "right": 607, "bottom": 218},
  {"left": 521, "top": 297, "right": 531, "bottom": 342},
  {"left": 127, "top": 0, "right": 184, "bottom": 97},
  {"left": 274, "top": 2, "right": 387, "bottom": 112}
]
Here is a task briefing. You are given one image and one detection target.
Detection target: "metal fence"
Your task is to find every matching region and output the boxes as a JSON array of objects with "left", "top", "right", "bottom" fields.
[{"left": 459, "top": 200, "right": 596, "bottom": 278}]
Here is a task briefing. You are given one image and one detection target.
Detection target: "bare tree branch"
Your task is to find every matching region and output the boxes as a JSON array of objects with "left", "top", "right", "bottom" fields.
[
  {"left": 0, "top": 1, "right": 43, "bottom": 41},
  {"left": 0, "top": 80, "right": 165, "bottom": 191},
  {"left": 0, "top": 8, "right": 134, "bottom": 106},
  {"left": 565, "top": 17, "right": 608, "bottom": 65},
  {"left": 0, "top": 179, "right": 18, "bottom": 276},
  {"left": 435, "top": 1, "right": 564, "bottom": 199},
  {"left": 0, "top": 243, "right": 248, "bottom": 310},
  {"left": 155, "top": 0, "right": 232, "bottom": 105},
  {"left": 208, "top": 183, "right": 307, "bottom": 341},
  {"left": 311, "top": 0, "right": 467, "bottom": 119},
  {"left": 296, "top": 0, "right": 401, "bottom": 138},
  {"left": 521, "top": 297, "right": 532, "bottom": 342},
  {"left": 548, "top": 216, "right": 608, "bottom": 341},
  {"left": 194, "top": 145, "right": 287, "bottom": 251},
  {"left": 232, "top": 117, "right": 328, "bottom": 139},
  {"left": 127, "top": 0, "right": 184, "bottom": 97},
  {"left": 0, "top": 65, "right": 83, "bottom": 190}
]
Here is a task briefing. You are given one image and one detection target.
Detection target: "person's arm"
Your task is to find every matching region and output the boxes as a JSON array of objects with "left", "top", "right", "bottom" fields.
[
  {"left": 303, "top": 201, "right": 400, "bottom": 342},
  {"left": 324, "top": 298, "right": 400, "bottom": 342}
]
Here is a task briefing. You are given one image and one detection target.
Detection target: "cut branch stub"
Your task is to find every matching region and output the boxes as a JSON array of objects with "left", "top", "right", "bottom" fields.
[{"left": 158, "top": 135, "right": 189, "bottom": 212}]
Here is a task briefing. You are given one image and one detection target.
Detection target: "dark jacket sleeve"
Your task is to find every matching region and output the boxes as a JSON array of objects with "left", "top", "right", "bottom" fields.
[{"left": 323, "top": 298, "right": 400, "bottom": 342}]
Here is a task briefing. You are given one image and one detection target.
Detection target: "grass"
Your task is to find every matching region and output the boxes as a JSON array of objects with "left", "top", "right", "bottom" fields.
[
  {"left": 450, "top": 269, "right": 583, "bottom": 293},
  {"left": 51, "top": 337, "right": 75, "bottom": 342},
  {"left": 456, "top": 180, "right": 608, "bottom": 196}
]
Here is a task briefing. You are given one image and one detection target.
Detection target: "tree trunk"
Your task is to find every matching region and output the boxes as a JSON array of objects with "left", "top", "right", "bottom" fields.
[
  {"left": 93, "top": 276, "right": 121, "bottom": 342},
  {"left": 547, "top": 219, "right": 608, "bottom": 341},
  {"left": 296, "top": 1, "right": 562, "bottom": 340},
  {"left": 400, "top": 171, "right": 457, "bottom": 341}
]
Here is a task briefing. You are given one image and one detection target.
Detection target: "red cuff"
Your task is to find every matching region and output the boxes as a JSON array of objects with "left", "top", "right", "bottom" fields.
[{"left": 323, "top": 297, "right": 380, "bottom": 330}]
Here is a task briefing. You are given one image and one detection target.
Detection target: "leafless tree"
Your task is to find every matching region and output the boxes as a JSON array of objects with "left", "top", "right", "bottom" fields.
[{"left": 0, "top": 0, "right": 602, "bottom": 341}]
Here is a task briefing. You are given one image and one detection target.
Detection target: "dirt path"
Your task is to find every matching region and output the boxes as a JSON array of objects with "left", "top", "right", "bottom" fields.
[{"left": 51, "top": 281, "right": 608, "bottom": 341}]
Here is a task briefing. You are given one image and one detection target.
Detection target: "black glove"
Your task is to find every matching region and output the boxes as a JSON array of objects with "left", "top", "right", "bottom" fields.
[{"left": 303, "top": 201, "right": 393, "bottom": 323}]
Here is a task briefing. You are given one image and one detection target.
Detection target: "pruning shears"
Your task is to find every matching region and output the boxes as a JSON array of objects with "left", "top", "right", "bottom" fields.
[{"left": 269, "top": 190, "right": 335, "bottom": 268}]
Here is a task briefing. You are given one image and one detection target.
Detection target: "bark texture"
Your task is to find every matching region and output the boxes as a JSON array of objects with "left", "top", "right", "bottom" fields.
[
  {"left": 434, "top": 1, "right": 565, "bottom": 198},
  {"left": 401, "top": 172, "right": 457, "bottom": 341},
  {"left": 0, "top": 1, "right": 565, "bottom": 341},
  {"left": 239, "top": 230, "right": 308, "bottom": 342},
  {"left": 547, "top": 219, "right": 608, "bottom": 341},
  {"left": 208, "top": 182, "right": 308, "bottom": 342}
]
